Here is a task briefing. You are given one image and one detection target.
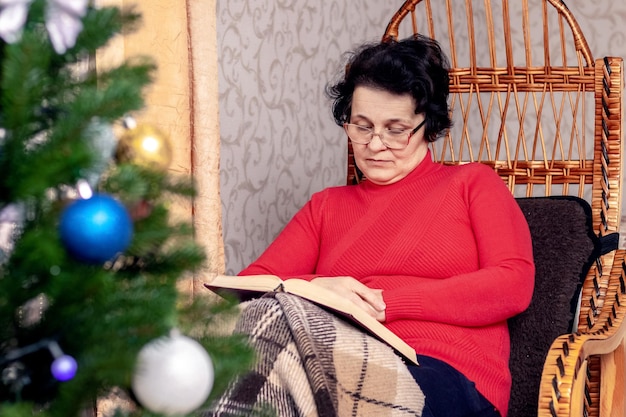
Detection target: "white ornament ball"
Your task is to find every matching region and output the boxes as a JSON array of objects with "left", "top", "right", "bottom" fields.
[{"left": 132, "top": 332, "right": 214, "bottom": 416}]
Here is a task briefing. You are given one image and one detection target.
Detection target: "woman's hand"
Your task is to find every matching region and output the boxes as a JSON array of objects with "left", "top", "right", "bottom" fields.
[{"left": 311, "top": 276, "right": 386, "bottom": 322}]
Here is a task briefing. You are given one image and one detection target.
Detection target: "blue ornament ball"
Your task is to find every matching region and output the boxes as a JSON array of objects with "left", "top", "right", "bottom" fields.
[
  {"left": 51, "top": 354, "right": 78, "bottom": 382},
  {"left": 59, "top": 194, "right": 133, "bottom": 264}
]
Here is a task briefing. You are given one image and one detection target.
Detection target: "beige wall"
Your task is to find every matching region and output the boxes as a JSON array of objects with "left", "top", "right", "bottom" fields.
[{"left": 97, "top": 0, "right": 224, "bottom": 293}]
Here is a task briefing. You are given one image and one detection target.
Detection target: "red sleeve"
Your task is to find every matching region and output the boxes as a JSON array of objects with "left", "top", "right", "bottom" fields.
[
  {"left": 238, "top": 190, "right": 327, "bottom": 281},
  {"left": 379, "top": 166, "right": 535, "bottom": 327}
]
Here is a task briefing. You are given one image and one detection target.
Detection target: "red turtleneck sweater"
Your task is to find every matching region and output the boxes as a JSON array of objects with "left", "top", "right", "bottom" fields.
[{"left": 239, "top": 153, "right": 535, "bottom": 416}]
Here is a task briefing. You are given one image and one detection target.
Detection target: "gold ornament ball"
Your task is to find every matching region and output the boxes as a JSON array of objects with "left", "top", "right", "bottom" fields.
[{"left": 116, "top": 124, "right": 173, "bottom": 171}]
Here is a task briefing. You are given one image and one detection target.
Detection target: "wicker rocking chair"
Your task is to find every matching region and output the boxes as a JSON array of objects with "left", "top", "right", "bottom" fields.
[{"left": 347, "top": 1, "right": 625, "bottom": 416}]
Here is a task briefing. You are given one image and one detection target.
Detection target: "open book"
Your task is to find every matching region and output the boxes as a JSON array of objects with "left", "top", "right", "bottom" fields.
[{"left": 204, "top": 274, "right": 418, "bottom": 365}]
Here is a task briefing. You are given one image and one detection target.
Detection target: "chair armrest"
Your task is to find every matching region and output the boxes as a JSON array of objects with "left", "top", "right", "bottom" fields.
[{"left": 538, "top": 249, "right": 626, "bottom": 417}]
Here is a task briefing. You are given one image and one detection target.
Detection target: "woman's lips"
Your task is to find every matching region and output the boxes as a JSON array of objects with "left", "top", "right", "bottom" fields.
[{"left": 366, "top": 158, "right": 391, "bottom": 165}]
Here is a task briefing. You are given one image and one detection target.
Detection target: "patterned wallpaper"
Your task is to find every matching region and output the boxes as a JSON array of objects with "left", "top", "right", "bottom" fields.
[
  {"left": 216, "top": 0, "right": 399, "bottom": 273},
  {"left": 217, "top": 0, "right": 626, "bottom": 274}
]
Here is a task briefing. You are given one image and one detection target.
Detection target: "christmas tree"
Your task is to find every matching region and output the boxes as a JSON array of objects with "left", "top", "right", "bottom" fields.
[{"left": 0, "top": 0, "right": 252, "bottom": 416}]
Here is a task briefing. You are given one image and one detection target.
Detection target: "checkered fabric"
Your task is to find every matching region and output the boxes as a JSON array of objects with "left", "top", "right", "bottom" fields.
[{"left": 205, "top": 293, "right": 424, "bottom": 417}]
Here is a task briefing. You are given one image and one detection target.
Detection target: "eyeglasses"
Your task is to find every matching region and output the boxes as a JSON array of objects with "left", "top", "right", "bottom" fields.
[{"left": 343, "top": 119, "right": 426, "bottom": 150}]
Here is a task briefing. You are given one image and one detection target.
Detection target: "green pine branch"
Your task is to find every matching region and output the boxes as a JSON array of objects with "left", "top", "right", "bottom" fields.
[{"left": 0, "top": 1, "right": 253, "bottom": 416}]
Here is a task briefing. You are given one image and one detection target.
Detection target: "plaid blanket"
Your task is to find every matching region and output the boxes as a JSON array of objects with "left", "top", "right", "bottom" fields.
[{"left": 205, "top": 292, "right": 424, "bottom": 417}]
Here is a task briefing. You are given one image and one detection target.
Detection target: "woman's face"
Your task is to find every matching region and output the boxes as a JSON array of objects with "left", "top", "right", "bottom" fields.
[{"left": 349, "top": 86, "right": 429, "bottom": 185}]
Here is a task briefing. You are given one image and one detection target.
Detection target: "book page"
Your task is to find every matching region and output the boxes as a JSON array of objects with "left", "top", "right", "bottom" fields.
[
  {"left": 208, "top": 274, "right": 284, "bottom": 292},
  {"left": 283, "top": 279, "right": 418, "bottom": 364},
  {"left": 205, "top": 275, "right": 418, "bottom": 365}
]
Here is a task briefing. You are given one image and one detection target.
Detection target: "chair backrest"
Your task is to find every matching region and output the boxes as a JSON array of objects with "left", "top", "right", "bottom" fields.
[
  {"left": 351, "top": 1, "right": 624, "bottom": 416},
  {"left": 349, "top": 0, "right": 623, "bottom": 240}
]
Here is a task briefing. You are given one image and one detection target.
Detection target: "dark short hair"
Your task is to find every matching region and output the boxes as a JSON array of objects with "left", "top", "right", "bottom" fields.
[{"left": 327, "top": 35, "right": 452, "bottom": 142}]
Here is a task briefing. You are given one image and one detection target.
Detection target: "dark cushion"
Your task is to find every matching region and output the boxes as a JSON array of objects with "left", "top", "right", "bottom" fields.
[{"left": 507, "top": 197, "right": 599, "bottom": 417}]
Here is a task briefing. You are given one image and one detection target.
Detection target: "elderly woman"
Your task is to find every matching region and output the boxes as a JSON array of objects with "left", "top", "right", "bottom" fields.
[{"left": 230, "top": 35, "right": 534, "bottom": 417}]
